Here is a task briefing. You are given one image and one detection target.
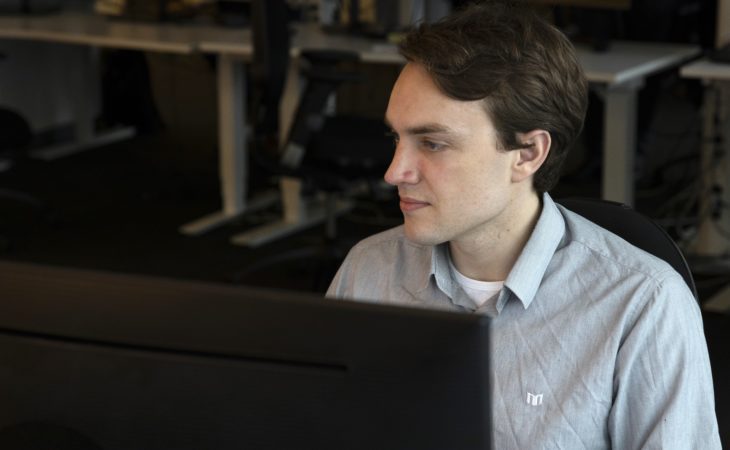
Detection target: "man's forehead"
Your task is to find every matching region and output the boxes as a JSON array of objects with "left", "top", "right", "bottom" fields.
[{"left": 385, "top": 96, "right": 493, "bottom": 137}]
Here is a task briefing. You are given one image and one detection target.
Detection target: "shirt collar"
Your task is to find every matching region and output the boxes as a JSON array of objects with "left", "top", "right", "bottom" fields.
[
  {"left": 399, "top": 238, "right": 474, "bottom": 309},
  {"left": 405, "top": 241, "right": 462, "bottom": 297},
  {"left": 411, "top": 192, "right": 566, "bottom": 311},
  {"left": 503, "top": 193, "right": 565, "bottom": 309},
  {"left": 431, "top": 244, "right": 477, "bottom": 310}
]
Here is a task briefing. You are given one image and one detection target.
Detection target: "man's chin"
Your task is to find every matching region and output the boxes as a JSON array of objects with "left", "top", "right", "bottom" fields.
[{"left": 403, "top": 224, "right": 446, "bottom": 247}]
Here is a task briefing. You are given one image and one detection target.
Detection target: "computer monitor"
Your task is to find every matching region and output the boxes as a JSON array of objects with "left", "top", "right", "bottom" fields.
[{"left": 0, "top": 261, "right": 492, "bottom": 450}]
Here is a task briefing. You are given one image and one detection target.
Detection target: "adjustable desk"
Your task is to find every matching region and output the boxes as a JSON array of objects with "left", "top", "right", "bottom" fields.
[
  {"left": 680, "top": 58, "right": 730, "bottom": 312},
  {"left": 0, "top": 13, "right": 394, "bottom": 240}
]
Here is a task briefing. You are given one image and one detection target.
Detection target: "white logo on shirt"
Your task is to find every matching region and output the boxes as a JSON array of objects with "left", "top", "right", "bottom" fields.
[{"left": 526, "top": 392, "right": 544, "bottom": 406}]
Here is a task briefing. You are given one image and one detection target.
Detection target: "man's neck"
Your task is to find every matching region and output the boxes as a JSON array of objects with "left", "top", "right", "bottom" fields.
[{"left": 448, "top": 192, "right": 543, "bottom": 282}]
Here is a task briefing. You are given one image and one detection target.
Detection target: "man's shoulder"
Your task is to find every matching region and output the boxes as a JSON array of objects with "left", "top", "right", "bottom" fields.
[
  {"left": 552, "top": 206, "right": 700, "bottom": 347},
  {"left": 327, "top": 225, "right": 434, "bottom": 303},
  {"left": 340, "top": 225, "right": 433, "bottom": 285},
  {"left": 558, "top": 206, "right": 680, "bottom": 284}
]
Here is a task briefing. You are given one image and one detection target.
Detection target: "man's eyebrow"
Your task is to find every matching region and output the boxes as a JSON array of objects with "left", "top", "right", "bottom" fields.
[{"left": 383, "top": 119, "right": 455, "bottom": 136}]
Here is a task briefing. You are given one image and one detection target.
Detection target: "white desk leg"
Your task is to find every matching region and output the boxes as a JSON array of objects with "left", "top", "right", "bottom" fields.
[
  {"left": 601, "top": 79, "right": 642, "bottom": 206},
  {"left": 180, "top": 55, "right": 276, "bottom": 236},
  {"left": 218, "top": 54, "right": 246, "bottom": 218}
]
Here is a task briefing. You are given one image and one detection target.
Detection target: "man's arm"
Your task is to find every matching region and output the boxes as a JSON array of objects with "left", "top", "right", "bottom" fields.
[{"left": 608, "top": 273, "right": 721, "bottom": 449}]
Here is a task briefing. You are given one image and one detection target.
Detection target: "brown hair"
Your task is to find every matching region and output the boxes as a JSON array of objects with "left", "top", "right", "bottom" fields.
[{"left": 398, "top": 0, "right": 588, "bottom": 194}]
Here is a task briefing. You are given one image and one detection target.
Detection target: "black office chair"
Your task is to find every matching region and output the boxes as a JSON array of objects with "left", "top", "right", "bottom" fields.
[
  {"left": 231, "top": 0, "right": 394, "bottom": 290},
  {"left": 557, "top": 197, "right": 698, "bottom": 300}
]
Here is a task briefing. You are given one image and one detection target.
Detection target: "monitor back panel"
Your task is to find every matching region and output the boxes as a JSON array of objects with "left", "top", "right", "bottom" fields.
[{"left": 0, "top": 261, "right": 491, "bottom": 450}]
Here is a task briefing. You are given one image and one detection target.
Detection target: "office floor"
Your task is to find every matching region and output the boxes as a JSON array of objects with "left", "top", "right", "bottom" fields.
[{"left": 1, "top": 91, "right": 729, "bottom": 444}]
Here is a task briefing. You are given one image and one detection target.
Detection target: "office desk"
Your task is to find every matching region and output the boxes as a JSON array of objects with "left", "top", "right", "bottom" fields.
[
  {"left": 195, "top": 29, "right": 700, "bottom": 244},
  {"left": 0, "top": 13, "right": 701, "bottom": 239},
  {"left": 577, "top": 41, "right": 700, "bottom": 206},
  {"left": 680, "top": 58, "right": 730, "bottom": 312}
]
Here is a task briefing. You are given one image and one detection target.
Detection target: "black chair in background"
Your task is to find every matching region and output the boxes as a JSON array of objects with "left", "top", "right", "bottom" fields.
[
  {"left": 231, "top": 0, "right": 394, "bottom": 290},
  {"left": 232, "top": 0, "right": 393, "bottom": 246},
  {"left": 557, "top": 197, "right": 698, "bottom": 300}
]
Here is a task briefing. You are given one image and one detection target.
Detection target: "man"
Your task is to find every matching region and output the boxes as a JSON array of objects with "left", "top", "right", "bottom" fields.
[{"left": 326, "top": 1, "right": 721, "bottom": 448}]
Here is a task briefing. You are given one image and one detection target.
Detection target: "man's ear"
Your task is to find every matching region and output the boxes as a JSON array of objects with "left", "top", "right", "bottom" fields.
[{"left": 511, "top": 129, "right": 551, "bottom": 183}]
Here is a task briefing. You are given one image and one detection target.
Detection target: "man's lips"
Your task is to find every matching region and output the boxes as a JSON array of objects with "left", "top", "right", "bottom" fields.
[{"left": 399, "top": 197, "right": 430, "bottom": 212}]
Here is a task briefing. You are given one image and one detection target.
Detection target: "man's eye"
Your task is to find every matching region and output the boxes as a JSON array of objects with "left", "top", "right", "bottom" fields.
[{"left": 421, "top": 140, "right": 443, "bottom": 152}]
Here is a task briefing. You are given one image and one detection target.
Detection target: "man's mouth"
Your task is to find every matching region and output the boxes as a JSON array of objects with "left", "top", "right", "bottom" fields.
[{"left": 399, "top": 197, "right": 430, "bottom": 212}]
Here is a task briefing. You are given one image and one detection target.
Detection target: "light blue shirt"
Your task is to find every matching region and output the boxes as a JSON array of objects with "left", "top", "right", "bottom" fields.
[{"left": 327, "top": 194, "right": 721, "bottom": 449}]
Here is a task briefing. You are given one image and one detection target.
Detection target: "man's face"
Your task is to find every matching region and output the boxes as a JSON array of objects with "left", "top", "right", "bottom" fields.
[{"left": 384, "top": 62, "right": 521, "bottom": 247}]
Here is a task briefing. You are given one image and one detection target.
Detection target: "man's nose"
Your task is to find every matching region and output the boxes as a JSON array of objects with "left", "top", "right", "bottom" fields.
[{"left": 384, "top": 145, "right": 418, "bottom": 186}]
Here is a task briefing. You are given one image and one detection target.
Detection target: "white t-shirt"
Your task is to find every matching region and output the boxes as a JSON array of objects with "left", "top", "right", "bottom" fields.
[{"left": 449, "top": 259, "right": 504, "bottom": 310}]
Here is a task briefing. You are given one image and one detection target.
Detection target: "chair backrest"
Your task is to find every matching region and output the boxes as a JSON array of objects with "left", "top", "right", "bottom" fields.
[
  {"left": 249, "top": 1, "right": 375, "bottom": 171},
  {"left": 249, "top": 1, "right": 354, "bottom": 154},
  {"left": 557, "top": 197, "right": 698, "bottom": 300}
]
